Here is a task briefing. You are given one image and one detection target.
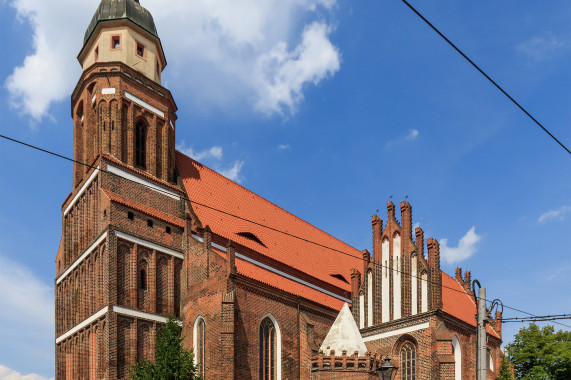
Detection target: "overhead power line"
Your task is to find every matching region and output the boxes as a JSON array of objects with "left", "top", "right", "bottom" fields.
[
  {"left": 400, "top": 0, "right": 571, "bottom": 156},
  {"left": 1, "top": 133, "right": 570, "bottom": 329},
  {"left": 500, "top": 314, "right": 571, "bottom": 323}
]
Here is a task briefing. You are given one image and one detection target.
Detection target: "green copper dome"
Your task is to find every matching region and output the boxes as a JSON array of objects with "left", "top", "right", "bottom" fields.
[{"left": 83, "top": 0, "right": 158, "bottom": 45}]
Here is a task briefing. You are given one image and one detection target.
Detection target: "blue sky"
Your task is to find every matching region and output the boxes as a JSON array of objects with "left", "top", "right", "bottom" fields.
[{"left": 0, "top": 0, "right": 570, "bottom": 378}]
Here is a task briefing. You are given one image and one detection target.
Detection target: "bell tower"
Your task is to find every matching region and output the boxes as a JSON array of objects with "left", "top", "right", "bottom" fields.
[
  {"left": 71, "top": 0, "right": 176, "bottom": 188},
  {"left": 56, "top": 1, "right": 187, "bottom": 379}
]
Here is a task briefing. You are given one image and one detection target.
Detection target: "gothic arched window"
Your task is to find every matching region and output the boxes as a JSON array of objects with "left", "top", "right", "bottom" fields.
[
  {"left": 194, "top": 317, "right": 206, "bottom": 377},
  {"left": 400, "top": 342, "right": 416, "bottom": 380},
  {"left": 135, "top": 121, "right": 147, "bottom": 169},
  {"left": 260, "top": 317, "right": 277, "bottom": 380}
]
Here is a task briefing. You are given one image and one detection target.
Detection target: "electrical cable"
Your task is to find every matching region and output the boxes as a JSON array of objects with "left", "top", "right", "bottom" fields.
[
  {"left": 1, "top": 133, "right": 570, "bottom": 329},
  {"left": 400, "top": 0, "right": 571, "bottom": 156},
  {"left": 500, "top": 314, "right": 571, "bottom": 323}
]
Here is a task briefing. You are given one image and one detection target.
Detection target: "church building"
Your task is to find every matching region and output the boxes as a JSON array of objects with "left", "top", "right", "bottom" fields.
[{"left": 54, "top": 1, "right": 502, "bottom": 379}]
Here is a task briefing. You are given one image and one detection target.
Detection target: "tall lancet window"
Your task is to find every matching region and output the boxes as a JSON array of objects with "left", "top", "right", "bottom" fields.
[
  {"left": 260, "top": 316, "right": 280, "bottom": 380},
  {"left": 401, "top": 343, "right": 416, "bottom": 380},
  {"left": 135, "top": 121, "right": 147, "bottom": 169},
  {"left": 193, "top": 316, "right": 206, "bottom": 377}
]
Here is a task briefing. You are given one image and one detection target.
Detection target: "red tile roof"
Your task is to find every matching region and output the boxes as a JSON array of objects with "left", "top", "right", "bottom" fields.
[
  {"left": 177, "top": 151, "right": 502, "bottom": 336},
  {"left": 212, "top": 248, "right": 345, "bottom": 310},
  {"left": 176, "top": 152, "right": 362, "bottom": 302},
  {"left": 442, "top": 273, "right": 500, "bottom": 339}
]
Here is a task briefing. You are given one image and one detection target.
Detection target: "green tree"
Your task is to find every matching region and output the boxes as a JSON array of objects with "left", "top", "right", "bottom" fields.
[
  {"left": 497, "top": 355, "right": 513, "bottom": 380},
  {"left": 504, "top": 323, "right": 571, "bottom": 380},
  {"left": 131, "top": 316, "right": 200, "bottom": 380}
]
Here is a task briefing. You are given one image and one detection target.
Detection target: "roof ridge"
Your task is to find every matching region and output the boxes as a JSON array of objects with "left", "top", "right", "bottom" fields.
[{"left": 175, "top": 150, "right": 361, "bottom": 258}]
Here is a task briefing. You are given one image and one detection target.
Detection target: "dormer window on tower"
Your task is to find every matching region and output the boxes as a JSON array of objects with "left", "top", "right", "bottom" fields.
[{"left": 135, "top": 121, "right": 147, "bottom": 170}]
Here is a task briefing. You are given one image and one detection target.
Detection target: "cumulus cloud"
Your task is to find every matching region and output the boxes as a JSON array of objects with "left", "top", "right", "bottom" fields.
[
  {"left": 176, "top": 141, "right": 244, "bottom": 182},
  {"left": 5, "top": 0, "right": 340, "bottom": 121},
  {"left": 254, "top": 22, "right": 340, "bottom": 115},
  {"left": 218, "top": 160, "right": 245, "bottom": 182},
  {"left": 440, "top": 226, "right": 482, "bottom": 265},
  {"left": 538, "top": 205, "right": 571, "bottom": 223},
  {"left": 0, "top": 365, "right": 53, "bottom": 380},
  {"left": 386, "top": 128, "right": 420, "bottom": 148},
  {"left": 518, "top": 33, "right": 565, "bottom": 61},
  {"left": 176, "top": 142, "right": 223, "bottom": 161},
  {"left": 0, "top": 254, "right": 54, "bottom": 378},
  {"left": 278, "top": 144, "right": 291, "bottom": 150},
  {"left": 406, "top": 129, "right": 419, "bottom": 140}
]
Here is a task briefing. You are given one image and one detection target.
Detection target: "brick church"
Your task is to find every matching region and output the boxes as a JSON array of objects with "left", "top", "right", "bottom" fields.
[{"left": 54, "top": 1, "right": 503, "bottom": 379}]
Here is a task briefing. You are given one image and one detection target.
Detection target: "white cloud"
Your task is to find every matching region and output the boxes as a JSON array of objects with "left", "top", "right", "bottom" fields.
[
  {"left": 0, "top": 254, "right": 54, "bottom": 378},
  {"left": 217, "top": 160, "right": 244, "bottom": 182},
  {"left": 538, "top": 205, "right": 571, "bottom": 223},
  {"left": 5, "top": 0, "right": 340, "bottom": 121},
  {"left": 176, "top": 141, "right": 223, "bottom": 161},
  {"left": 254, "top": 22, "right": 340, "bottom": 115},
  {"left": 176, "top": 141, "right": 245, "bottom": 182},
  {"left": 0, "top": 365, "right": 53, "bottom": 380},
  {"left": 518, "top": 33, "right": 565, "bottom": 61},
  {"left": 406, "top": 129, "right": 419, "bottom": 140},
  {"left": 440, "top": 226, "right": 482, "bottom": 265},
  {"left": 386, "top": 128, "right": 420, "bottom": 148},
  {"left": 278, "top": 144, "right": 291, "bottom": 150}
]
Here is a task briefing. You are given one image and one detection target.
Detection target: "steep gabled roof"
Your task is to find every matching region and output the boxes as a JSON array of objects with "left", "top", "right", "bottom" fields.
[
  {"left": 176, "top": 152, "right": 362, "bottom": 304},
  {"left": 442, "top": 273, "right": 501, "bottom": 339}
]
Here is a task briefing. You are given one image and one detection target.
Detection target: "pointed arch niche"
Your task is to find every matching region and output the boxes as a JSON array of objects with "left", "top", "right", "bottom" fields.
[
  {"left": 193, "top": 316, "right": 206, "bottom": 377},
  {"left": 452, "top": 335, "right": 462, "bottom": 380},
  {"left": 259, "top": 314, "right": 281, "bottom": 380}
]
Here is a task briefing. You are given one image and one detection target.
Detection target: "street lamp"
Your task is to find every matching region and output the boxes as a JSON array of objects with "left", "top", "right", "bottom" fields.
[{"left": 376, "top": 355, "right": 397, "bottom": 380}]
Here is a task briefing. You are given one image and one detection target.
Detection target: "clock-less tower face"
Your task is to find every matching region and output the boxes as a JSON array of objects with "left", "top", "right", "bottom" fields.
[
  {"left": 71, "top": 0, "right": 177, "bottom": 188},
  {"left": 56, "top": 2, "right": 186, "bottom": 379}
]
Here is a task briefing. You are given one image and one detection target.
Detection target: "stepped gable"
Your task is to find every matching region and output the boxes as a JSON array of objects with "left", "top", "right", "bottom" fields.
[
  {"left": 319, "top": 303, "right": 367, "bottom": 356},
  {"left": 176, "top": 151, "right": 362, "bottom": 298}
]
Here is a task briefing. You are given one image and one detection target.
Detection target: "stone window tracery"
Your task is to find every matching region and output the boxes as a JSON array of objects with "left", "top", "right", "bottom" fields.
[
  {"left": 260, "top": 317, "right": 277, "bottom": 380},
  {"left": 194, "top": 316, "right": 206, "bottom": 377},
  {"left": 400, "top": 342, "right": 416, "bottom": 380}
]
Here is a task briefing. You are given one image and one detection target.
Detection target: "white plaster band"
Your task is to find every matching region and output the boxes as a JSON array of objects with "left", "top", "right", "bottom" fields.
[
  {"left": 107, "top": 165, "right": 180, "bottom": 200},
  {"left": 124, "top": 91, "right": 165, "bottom": 118},
  {"left": 92, "top": 94, "right": 97, "bottom": 103},
  {"left": 56, "top": 306, "right": 109, "bottom": 343},
  {"left": 114, "top": 231, "right": 183, "bottom": 259},
  {"left": 113, "top": 306, "right": 170, "bottom": 324},
  {"left": 191, "top": 234, "right": 351, "bottom": 304},
  {"left": 64, "top": 166, "right": 100, "bottom": 216},
  {"left": 56, "top": 231, "right": 108, "bottom": 284},
  {"left": 362, "top": 322, "right": 429, "bottom": 342},
  {"left": 102, "top": 88, "right": 116, "bottom": 95}
]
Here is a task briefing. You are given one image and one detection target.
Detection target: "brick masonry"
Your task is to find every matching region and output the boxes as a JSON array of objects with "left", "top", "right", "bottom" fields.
[{"left": 55, "top": 5, "right": 503, "bottom": 379}]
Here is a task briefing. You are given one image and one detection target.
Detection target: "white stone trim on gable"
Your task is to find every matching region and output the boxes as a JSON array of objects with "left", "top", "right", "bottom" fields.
[
  {"left": 362, "top": 321, "right": 429, "bottom": 342},
  {"left": 56, "top": 231, "right": 108, "bottom": 284},
  {"left": 107, "top": 165, "right": 180, "bottom": 200},
  {"left": 191, "top": 234, "right": 351, "bottom": 304},
  {"left": 124, "top": 91, "right": 165, "bottom": 118},
  {"left": 115, "top": 231, "right": 183, "bottom": 259},
  {"left": 56, "top": 306, "right": 108, "bottom": 343},
  {"left": 64, "top": 166, "right": 100, "bottom": 216}
]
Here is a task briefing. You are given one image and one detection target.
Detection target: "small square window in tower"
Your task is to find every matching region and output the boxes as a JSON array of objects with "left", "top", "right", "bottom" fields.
[
  {"left": 136, "top": 43, "right": 145, "bottom": 57},
  {"left": 112, "top": 36, "right": 121, "bottom": 49}
]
